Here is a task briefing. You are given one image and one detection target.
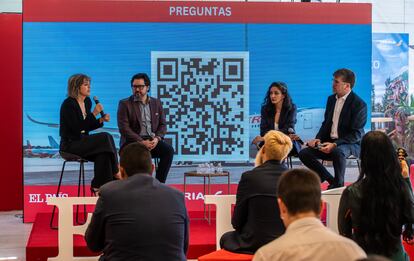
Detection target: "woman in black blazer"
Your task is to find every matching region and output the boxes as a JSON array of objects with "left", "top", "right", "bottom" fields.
[
  {"left": 252, "top": 82, "right": 301, "bottom": 155},
  {"left": 59, "top": 74, "right": 118, "bottom": 192}
]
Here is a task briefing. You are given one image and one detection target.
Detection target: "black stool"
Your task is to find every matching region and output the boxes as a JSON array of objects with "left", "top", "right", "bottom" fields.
[
  {"left": 49, "top": 151, "right": 88, "bottom": 229},
  {"left": 154, "top": 157, "right": 159, "bottom": 170},
  {"left": 286, "top": 156, "right": 293, "bottom": 169}
]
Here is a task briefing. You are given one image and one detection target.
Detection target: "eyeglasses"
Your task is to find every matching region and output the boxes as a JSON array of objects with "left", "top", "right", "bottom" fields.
[{"left": 132, "top": 84, "right": 147, "bottom": 89}]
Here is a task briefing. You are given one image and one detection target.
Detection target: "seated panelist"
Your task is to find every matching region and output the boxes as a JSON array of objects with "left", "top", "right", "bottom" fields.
[
  {"left": 252, "top": 82, "right": 302, "bottom": 156},
  {"left": 298, "top": 68, "right": 367, "bottom": 189},
  {"left": 59, "top": 74, "right": 119, "bottom": 193},
  {"left": 117, "top": 73, "right": 174, "bottom": 183}
]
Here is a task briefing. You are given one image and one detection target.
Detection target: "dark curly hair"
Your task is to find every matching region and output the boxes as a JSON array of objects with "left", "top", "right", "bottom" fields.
[{"left": 261, "top": 82, "right": 293, "bottom": 118}]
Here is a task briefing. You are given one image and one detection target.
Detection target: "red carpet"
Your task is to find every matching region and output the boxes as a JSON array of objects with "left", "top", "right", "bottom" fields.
[{"left": 26, "top": 212, "right": 217, "bottom": 261}]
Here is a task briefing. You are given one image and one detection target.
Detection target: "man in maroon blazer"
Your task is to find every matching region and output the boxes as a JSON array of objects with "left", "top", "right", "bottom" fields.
[{"left": 117, "top": 73, "right": 174, "bottom": 183}]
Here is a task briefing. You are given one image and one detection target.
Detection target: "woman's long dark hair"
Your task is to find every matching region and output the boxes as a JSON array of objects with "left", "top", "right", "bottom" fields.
[
  {"left": 357, "top": 131, "right": 411, "bottom": 257},
  {"left": 261, "top": 82, "right": 293, "bottom": 118}
]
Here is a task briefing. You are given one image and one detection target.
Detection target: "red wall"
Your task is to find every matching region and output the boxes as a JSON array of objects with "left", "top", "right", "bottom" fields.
[{"left": 0, "top": 13, "right": 23, "bottom": 210}]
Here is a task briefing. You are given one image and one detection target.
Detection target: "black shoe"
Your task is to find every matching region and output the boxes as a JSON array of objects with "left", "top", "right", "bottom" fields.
[
  {"left": 327, "top": 183, "right": 339, "bottom": 190},
  {"left": 91, "top": 187, "right": 100, "bottom": 196}
]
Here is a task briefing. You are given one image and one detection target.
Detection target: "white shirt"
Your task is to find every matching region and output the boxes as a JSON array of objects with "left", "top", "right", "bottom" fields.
[
  {"left": 253, "top": 217, "right": 366, "bottom": 261},
  {"left": 330, "top": 91, "right": 351, "bottom": 139}
]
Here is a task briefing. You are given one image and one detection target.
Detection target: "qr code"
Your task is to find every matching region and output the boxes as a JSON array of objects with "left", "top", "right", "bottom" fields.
[{"left": 151, "top": 51, "right": 249, "bottom": 162}]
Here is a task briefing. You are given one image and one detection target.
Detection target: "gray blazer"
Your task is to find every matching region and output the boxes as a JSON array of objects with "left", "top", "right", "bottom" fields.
[{"left": 85, "top": 174, "right": 189, "bottom": 261}]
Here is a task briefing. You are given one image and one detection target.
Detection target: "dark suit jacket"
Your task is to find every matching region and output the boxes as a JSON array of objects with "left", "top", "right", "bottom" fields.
[
  {"left": 316, "top": 91, "right": 367, "bottom": 146},
  {"left": 260, "top": 104, "right": 301, "bottom": 154},
  {"left": 221, "top": 160, "right": 287, "bottom": 254},
  {"left": 85, "top": 174, "right": 189, "bottom": 261},
  {"left": 117, "top": 96, "right": 167, "bottom": 148},
  {"left": 59, "top": 97, "right": 103, "bottom": 141},
  {"left": 260, "top": 104, "right": 297, "bottom": 136}
]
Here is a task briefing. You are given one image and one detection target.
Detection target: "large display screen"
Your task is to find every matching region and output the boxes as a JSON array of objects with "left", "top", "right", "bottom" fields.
[{"left": 23, "top": 0, "right": 372, "bottom": 222}]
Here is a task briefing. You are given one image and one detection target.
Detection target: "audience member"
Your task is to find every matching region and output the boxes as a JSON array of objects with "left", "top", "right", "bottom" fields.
[
  {"left": 357, "top": 255, "right": 392, "bottom": 261},
  {"left": 85, "top": 142, "right": 188, "bottom": 261},
  {"left": 220, "top": 130, "right": 292, "bottom": 254},
  {"left": 338, "top": 131, "right": 414, "bottom": 260},
  {"left": 254, "top": 168, "right": 366, "bottom": 261}
]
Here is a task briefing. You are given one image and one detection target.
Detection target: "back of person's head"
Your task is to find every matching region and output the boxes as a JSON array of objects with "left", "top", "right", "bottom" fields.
[
  {"left": 333, "top": 68, "right": 355, "bottom": 88},
  {"left": 120, "top": 142, "right": 152, "bottom": 177},
  {"left": 359, "top": 131, "right": 401, "bottom": 182},
  {"left": 277, "top": 168, "right": 321, "bottom": 216},
  {"left": 357, "top": 255, "right": 391, "bottom": 261},
  {"left": 255, "top": 130, "right": 292, "bottom": 166},
  {"left": 357, "top": 131, "right": 409, "bottom": 257}
]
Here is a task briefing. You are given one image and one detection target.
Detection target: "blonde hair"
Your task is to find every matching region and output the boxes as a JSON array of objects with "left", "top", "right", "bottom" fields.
[
  {"left": 67, "top": 74, "right": 90, "bottom": 98},
  {"left": 255, "top": 130, "right": 292, "bottom": 166}
]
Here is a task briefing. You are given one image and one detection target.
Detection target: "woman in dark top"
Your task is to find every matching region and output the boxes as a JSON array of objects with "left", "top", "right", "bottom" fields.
[
  {"left": 252, "top": 82, "right": 301, "bottom": 155},
  {"left": 59, "top": 74, "right": 119, "bottom": 192},
  {"left": 338, "top": 131, "right": 414, "bottom": 261},
  {"left": 220, "top": 130, "right": 292, "bottom": 254}
]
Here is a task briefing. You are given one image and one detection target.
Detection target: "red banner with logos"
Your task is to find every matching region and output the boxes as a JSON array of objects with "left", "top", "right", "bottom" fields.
[{"left": 24, "top": 184, "right": 238, "bottom": 222}]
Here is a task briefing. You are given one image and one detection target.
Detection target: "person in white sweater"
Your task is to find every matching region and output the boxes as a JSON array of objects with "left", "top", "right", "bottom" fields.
[{"left": 253, "top": 168, "right": 366, "bottom": 261}]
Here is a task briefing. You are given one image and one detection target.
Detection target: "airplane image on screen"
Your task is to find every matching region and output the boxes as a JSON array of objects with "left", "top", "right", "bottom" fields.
[
  {"left": 26, "top": 108, "right": 325, "bottom": 160},
  {"left": 24, "top": 136, "right": 60, "bottom": 158},
  {"left": 26, "top": 114, "right": 120, "bottom": 139},
  {"left": 248, "top": 107, "right": 325, "bottom": 158}
]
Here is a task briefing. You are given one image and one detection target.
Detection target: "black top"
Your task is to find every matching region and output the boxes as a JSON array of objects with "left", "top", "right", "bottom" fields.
[
  {"left": 59, "top": 97, "right": 103, "bottom": 141},
  {"left": 221, "top": 160, "right": 287, "bottom": 254},
  {"left": 338, "top": 178, "right": 414, "bottom": 255},
  {"left": 260, "top": 104, "right": 297, "bottom": 137},
  {"left": 260, "top": 104, "right": 301, "bottom": 154}
]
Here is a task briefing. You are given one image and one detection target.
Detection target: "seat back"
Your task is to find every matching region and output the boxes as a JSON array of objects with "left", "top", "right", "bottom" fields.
[
  {"left": 205, "top": 195, "right": 236, "bottom": 250},
  {"left": 321, "top": 186, "right": 345, "bottom": 233}
]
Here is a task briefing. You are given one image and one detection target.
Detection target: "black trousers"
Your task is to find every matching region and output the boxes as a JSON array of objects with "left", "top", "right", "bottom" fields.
[
  {"left": 150, "top": 140, "right": 174, "bottom": 183},
  {"left": 298, "top": 143, "right": 359, "bottom": 187},
  {"left": 60, "top": 132, "right": 119, "bottom": 189}
]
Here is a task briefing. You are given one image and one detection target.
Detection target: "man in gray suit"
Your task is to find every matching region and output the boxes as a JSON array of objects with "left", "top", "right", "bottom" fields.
[
  {"left": 117, "top": 73, "right": 174, "bottom": 183},
  {"left": 85, "top": 142, "right": 189, "bottom": 261}
]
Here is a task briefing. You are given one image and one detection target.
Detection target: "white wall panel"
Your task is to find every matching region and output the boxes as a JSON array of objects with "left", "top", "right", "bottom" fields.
[
  {"left": 373, "top": 22, "right": 405, "bottom": 33},
  {"left": 372, "top": 0, "right": 405, "bottom": 24},
  {"left": 404, "top": 1, "right": 414, "bottom": 23},
  {"left": 0, "top": 0, "right": 22, "bottom": 13}
]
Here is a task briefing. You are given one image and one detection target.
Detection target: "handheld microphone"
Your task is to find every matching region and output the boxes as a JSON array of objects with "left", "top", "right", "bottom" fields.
[
  {"left": 287, "top": 128, "right": 304, "bottom": 145},
  {"left": 93, "top": 96, "right": 105, "bottom": 117}
]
